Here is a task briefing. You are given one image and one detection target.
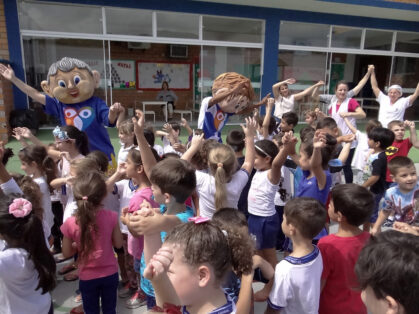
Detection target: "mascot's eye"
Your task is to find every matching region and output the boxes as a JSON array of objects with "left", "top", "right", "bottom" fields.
[
  {"left": 73, "top": 75, "right": 81, "bottom": 85},
  {"left": 58, "top": 80, "right": 66, "bottom": 88},
  {"left": 79, "top": 108, "right": 92, "bottom": 119}
]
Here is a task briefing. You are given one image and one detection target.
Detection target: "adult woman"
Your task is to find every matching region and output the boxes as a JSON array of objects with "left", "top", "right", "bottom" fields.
[
  {"left": 313, "top": 65, "right": 373, "bottom": 183},
  {"left": 156, "top": 81, "right": 178, "bottom": 120},
  {"left": 370, "top": 65, "right": 419, "bottom": 128},
  {"left": 272, "top": 78, "right": 325, "bottom": 121}
]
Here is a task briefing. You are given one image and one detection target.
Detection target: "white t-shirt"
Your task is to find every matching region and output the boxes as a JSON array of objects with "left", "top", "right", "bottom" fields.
[
  {"left": 377, "top": 91, "right": 411, "bottom": 128},
  {"left": 268, "top": 246, "right": 323, "bottom": 314},
  {"left": 274, "top": 95, "right": 295, "bottom": 119},
  {"left": 248, "top": 170, "right": 278, "bottom": 217},
  {"left": 117, "top": 144, "right": 135, "bottom": 166},
  {"left": 0, "top": 178, "right": 22, "bottom": 195},
  {"left": 351, "top": 130, "right": 370, "bottom": 171},
  {"left": 33, "top": 176, "right": 53, "bottom": 239},
  {"left": 153, "top": 144, "right": 164, "bottom": 157},
  {"left": 274, "top": 166, "right": 294, "bottom": 207},
  {"left": 0, "top": 248, "right": 52, "bottom": 314},
  {"left": 196, "top": 169, "right": 249, "bottom": 219},
  {"left": 115, "top": 179, "right": 138, "bottom": 234}
]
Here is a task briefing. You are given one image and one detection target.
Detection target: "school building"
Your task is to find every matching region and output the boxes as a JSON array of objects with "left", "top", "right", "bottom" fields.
[{"left": 0, "top": 0, "right": 418, "bottom": 141}]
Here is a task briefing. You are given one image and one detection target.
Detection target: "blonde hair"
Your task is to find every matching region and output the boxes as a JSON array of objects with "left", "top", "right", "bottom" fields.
[
  {"left": 208, "top": 144, "right": 238, "bottom": 210},
  {"left": 70, "top": 158, "right": 99, "bottom": 176}
]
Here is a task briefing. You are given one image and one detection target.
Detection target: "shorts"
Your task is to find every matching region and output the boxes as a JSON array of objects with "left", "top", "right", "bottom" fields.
[
  {"left": 370, "top": 192, "right": 384, "bottom": 223},
  {"left": 248, "top": 212, "right": 279, "bottom": 250}
]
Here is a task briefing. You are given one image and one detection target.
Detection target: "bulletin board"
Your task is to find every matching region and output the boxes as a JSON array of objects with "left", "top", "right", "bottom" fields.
[
  {"left": 109, "top": 60, "right": 136, "bottom": 89},
  {"left": 136, "top": 61, "right": 192, "bottom": 90}
]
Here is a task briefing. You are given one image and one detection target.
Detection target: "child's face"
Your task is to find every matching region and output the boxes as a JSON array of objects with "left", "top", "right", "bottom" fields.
[
  {"left": 124, "top": 156, "right": 138, "bottom": 179},
  {"left": 151, "top": 183, "right": 166, "bottom": 204},
  {"left": 280, "top": 120, "right": 293, "bottom": 132},
  {"left": 54, "top": 137, "right": 73, "bottom": 152},
  {"left": 164, "top": 243, "right": 200, "bottom": 306},
  {"left": 254, "top": 153, "right": 271, "bottom": 171},
  {"left": 361, "top": 286, "right": 396, "bottom": 314},
  {"left": 390, "top": 125, "right": 405, "bottom": 141},
  {"left": 20, "top": 159, "right": 37, "bottom": 176},
  {"left": 305, "top": 115, "right": 314, "bottom": 125},
  {"left": 118, "top": 131, "right": 134, "bottom": 146},
  {"left": 298, "top": 145, "right": 310, "bottom": 171},
  {"left": 392, "top": 165, "right": 417, "bottom": 192}
]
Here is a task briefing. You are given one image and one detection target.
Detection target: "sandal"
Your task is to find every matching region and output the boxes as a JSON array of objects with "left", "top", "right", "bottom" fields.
[
  {"left": 58, "top": 263, "right": 77, "bottom": 275},
  {"left": 73, "top": 293, "right": 82, "bottom": 303},
  {"left": 64, "top": 271, "right": 79, "bottom": 282},
  {"left": 70, "top": 305, "right": 84, "bottom": 314}
]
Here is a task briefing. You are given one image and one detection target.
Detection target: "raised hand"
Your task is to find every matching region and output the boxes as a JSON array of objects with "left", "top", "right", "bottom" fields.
[
  {"left": 313, "top": 130, "right": 327, "bottom": 148},
  {"left": 404, "top": 120, "right": 415, "bottom": 129},
  {"left": 260, "top": 93, "right": 272, "bottom": 105},
  {"left": 267, "top": 97, "right": 275, "bottom": 107},
  {"left": 241, "top": 117, "right": 258, "bottom": 138},
  {"left": 316, "top": 80, "right": 325, "bottom": 86},
  {"left": 109, "top": 102, "right": 124, "bottom": 114},
  {"left": 0, "top": 64, "right": 15, "bottom": 81},
  {"left": 285, "top": 78, "right": 296, "bottom": 85},
  {"left": 133, "top": 109, "right": 145, "bottom": 134},
  {"left": 189, "top": 132, "right": 204, "bottom": 150},
  {"left": 143, "top": 246, "right": 174, "bottom": 281}
]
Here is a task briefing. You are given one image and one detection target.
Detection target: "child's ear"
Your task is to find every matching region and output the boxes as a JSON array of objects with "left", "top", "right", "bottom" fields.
[
  {"left": 197, "top": 265, "right": 211, "bottom": 288},
  {"left": 390, "top": 174, "right": 396, "bottom": 182},
  {"left": 164, "top": 192, "right": 172, "bottom": 205},
  {"left": 384, "top": 295, "right": 401, "bottom": 314},
  {"left": 336, "top": 211, "right": 344, "bottom": 223},
  {"left": 136, "top": 165, "right": 144, "bottom": 175}
]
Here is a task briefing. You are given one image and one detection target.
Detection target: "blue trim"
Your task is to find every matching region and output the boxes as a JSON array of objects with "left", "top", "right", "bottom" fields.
[
  {"left": 260, "top": 17, "right": 279, "bottom": 115},
  {"left": 4, "top": 0, "right": 27, "bottom": 110},
  {"left": 317, "top": 0, "right": 419, "bottom": 11},
  {"left": 267, "top": 298, "right": 284, "bottom": 310},
  {"left": 285, "top": 245, "right": 320, "bottom": 265}
]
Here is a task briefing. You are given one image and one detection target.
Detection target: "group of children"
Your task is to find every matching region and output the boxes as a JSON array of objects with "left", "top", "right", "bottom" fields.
[{"left": 1, "top": 71, "right": 419, "bottom": 314}]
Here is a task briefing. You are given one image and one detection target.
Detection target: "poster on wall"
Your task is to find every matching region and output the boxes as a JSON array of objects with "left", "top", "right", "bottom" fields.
[
  {"left": 109, "top": 60, "right": 136, "bottom": 89},
  {"left": 137, "top": 61, "right": 191, "bottom": 90}
]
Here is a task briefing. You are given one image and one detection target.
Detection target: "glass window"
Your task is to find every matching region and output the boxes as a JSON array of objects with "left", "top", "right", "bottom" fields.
[
  {"left": 156, "top": 11, "right": 199, "bottom": 39},
  {"left": 202, "top": 16, "right": 263, "bottom": 43},
  {"left": 18, "top": 1, "right": 102, "bottom": 34},
  {"left": 395, "top": 32, "right": 419, "bottom": 53},
  {"left": 106, "top": 7, "right": 152, "bottom": 36},
  {"left": 331, "top": 26, "right": 362, "bottom": 49},
  {"left": 279, "top": 22, "right": 330, "bottom": 47},
  {"left": 364, "top": 30, "right": 393, "bottom": 50}
]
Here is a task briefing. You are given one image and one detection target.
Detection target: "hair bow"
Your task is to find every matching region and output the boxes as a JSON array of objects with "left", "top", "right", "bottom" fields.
[
  {"left": 53, "top": 126, "right": 70, "bottom": 141},
  {"left": 188, "top": 216, "right": 210, "bottom": 224},
  {"left": 9, "top": 198, "right": 32, "bottom": 218}
]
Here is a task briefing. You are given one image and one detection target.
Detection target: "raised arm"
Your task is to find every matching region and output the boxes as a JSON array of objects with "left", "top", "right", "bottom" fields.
[
  {"left": 261, "top": 98, "right": 274, "bottom": 139},
  {"left": 370, "top": 67, "right": 381, "bottom": 98},
  {"left": 181, "top": 133, "right": 204, "bottom": 162},
  {"left": 241, "top": 117, "right": 257, "bottom": 174},
  {"left": 0, "top": 64, "right": 46, "bottom": 105},
  {"left": 272, "top": 78, "right": 296, "bottom": 99},
  {"left": 405, "top": 120, "right": 419, "bottom": 148},
  {"left": 351, "top": 64, "right": 374, "bottom": 96},
  {"left": 108, "top": 102, "right": 124, "bottom": 125},
  {"left": 408, "top": 82, "right": 419, "bottom": 106},
  {"left": 343, "top": 117, "right": 358, "bottom": 134},
  {"left": 106, "top": 163, "right": 125, "bottom": 193},
  {"left": 181, "top": 118, "right": 194, "bottom": 137},
  {"left": 268, "top": 131, "right": 296, "bottom": 185},
  {"left": 294, "top": 80, "right": 325, "bottom": 101},
  {"left": 311, "top": 131, "right": 327, "bottom": 190},
  {"left": 133, "top": 110, "right": 157, "bottom": 179}
]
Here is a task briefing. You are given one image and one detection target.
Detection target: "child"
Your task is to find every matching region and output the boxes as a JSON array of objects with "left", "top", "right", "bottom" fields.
[
  {"left": 117, "top": 119, "right": 136, "bottom": 166},
  {"left": 318, "top": 184, "right": 374, "bottom": 314},
  {"left": 362, "top": 127, "right": 395, "bottom": 231},
  {"left": 343, "top": 118, "right": 382, "bottom": 184},
  {"left": 370, "top": 65, "right": 419, "bottom": 127},
  {"left": 355, "top": 230, "right": 419, "bottom": 314},
  {"left": 272, "top": 78, "right": 324, "bottom": 121},
  {"left": 182, "top": 118, "right": 257, "bottom": 218},
  {"left": 61, "top": 171, "right": 123, "bottom": 314},
  {"left": 266, "top": 197, "right": 327, "bottom": 314},
  {"left": 304, "top": 109, "right": 318, "bottom": 129},
  {"left": 274, "top": 111, "right": 298, "bottom": 135},
  {"left": 385, "top": 120, "right": 419, "bottom": 186},
  {"left": 371, "top": 156, "right": 419, "bottom": 234},
  {"left": 247, "top": 138, "right": 289, "bottom": 300},
  {"left": 18, "top": 144, "right": 56, "bottom": 245},
  {"left": 256, "top": 97, "right": 276, "bottom": 140},
  {"left": 0, "top": 194, "right": 56, "bottom": 314},
  {"left": 144, "top": 219, "right": 254, "bottom": 313}
]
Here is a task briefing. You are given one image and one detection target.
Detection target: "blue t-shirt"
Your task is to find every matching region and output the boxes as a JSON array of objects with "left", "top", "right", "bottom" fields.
[
  {"left": 296, "top": 170, "right": 332, "bottom": 206},
  {"left": 140, "top": 206, "right": 194, "bottom": 297},
  {"left": 198, "top": 97, "right": 232, "bottom": 142},
  {"left": 380, "top": 180, "right": 419, "bottom": 224},
  {"left": 44, "top": 95, "right": 115, "bottom": 160}
]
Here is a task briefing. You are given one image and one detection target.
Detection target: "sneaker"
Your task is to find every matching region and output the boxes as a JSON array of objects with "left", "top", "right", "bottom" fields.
[
  {"left": 125, "top": 290, "right": 147, "bottom": 309},
  {"left": 118, "top": 282, "right": 136, "bottom": 298}
]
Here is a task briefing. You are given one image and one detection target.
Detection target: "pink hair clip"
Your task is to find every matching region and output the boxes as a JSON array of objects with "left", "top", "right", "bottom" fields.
[
  {"left": 82, "top": 196, "right": 88, "bottom": 200},
  {"left": 9, "top": 198, "right": 32, "bottom": 218},
  {"left": 188, "top": 216, "right": 210, "bottom": 224}
]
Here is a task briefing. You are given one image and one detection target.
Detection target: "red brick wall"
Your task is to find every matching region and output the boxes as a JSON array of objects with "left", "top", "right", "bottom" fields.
[
  {"left": 110, "top": 42, "right": 200, "bottom": 118},
  {"left": 0, "top": 0, "right": 13, "bottom": 142}
]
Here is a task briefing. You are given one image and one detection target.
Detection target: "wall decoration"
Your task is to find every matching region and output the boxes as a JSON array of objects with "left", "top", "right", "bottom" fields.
[
  {"left": 137, "top": 61, "right": 192, "bottom": 90},
  {"left": 109, "top": 60, "right": 136, "bottom": 89}
]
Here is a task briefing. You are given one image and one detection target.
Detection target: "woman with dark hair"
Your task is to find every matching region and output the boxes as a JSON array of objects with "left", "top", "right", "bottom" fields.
[{"left": 156, "top": 81, "right": 178, "bottom": 120}]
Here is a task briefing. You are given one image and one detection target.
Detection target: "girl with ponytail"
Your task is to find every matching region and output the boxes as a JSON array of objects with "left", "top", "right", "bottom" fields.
[{"left": 61, "top": 170, "right": 123, "bottom": 314}]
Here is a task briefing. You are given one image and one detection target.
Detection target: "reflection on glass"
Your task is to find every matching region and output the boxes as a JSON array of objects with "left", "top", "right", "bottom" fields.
[
  {"left": 202, "top": 16, "right": 263, "bottom": 43},
  {"left": 18, "top": 1, "right": 102, "bottom": 34},
  {"left": 392, "top": 57, "right": 419, "bottom": 88},
  {"left": 364, "top": 30, "right": 393, "bottom": 50},
  {"left": 279, "top": 21, "right": 329, "bottom": 47},
  {"left": 106, "top": 7, "right": 152, "bottom": 36},
  {"left": 395, "top": 32, "right": 419, "bottom": 53},
  {"left": 331, "top": 26, "right": 362, "bottom": 49},
  {"left": 157, "top": 12, "right": 199, "bottom": 39}
]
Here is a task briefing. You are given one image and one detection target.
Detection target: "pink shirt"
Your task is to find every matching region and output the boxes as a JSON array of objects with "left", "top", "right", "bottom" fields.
[
  {"left": 327, "top": 98, "right": 359, "bottom": 115},
  {"left": 61, "top": 209, "right": 118, "bottom": 280},
  {"left": 127, "top": 187, "right": 159, "bottom": 259}
]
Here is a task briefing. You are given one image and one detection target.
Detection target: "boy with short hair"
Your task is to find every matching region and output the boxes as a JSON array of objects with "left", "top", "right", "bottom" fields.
[
  {"left": 266, "top": 197, "right": 326, "bottom": 314},
  {"left": 362, "top": 127, "right": 395, "bottom": 231},
  {"left": 385, "top": 120, "right": 419, "bottom": 186},
  {"left": 318, "top": 184, "right": 374, "bottom": 314},
  {"left": 371, "top": 156, "right": 419, "bottom": 235},
  {"left": 355, "top": 230, "right": 419, "bottom": 314},
  {"left": 274, "top": 111, "right": 299, "bottom": 134}
]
